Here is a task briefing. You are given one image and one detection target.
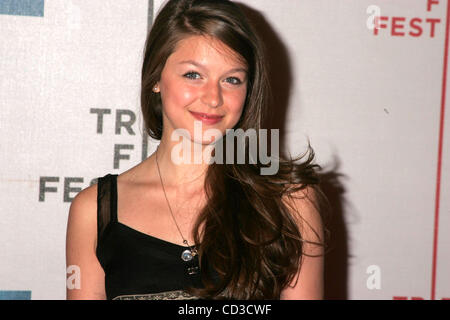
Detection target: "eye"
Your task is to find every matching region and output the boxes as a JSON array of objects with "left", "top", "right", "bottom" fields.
[
  {"left": 183, "top": 71, "right": 201, "bottom": 80},
  {"left": 225, "top": 77, "right": 243, "bottom": 85}
]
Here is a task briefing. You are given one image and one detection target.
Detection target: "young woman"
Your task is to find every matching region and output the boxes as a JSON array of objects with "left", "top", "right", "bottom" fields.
[{"left": 66, "top": 0, "right": 330, "bottom": 300}]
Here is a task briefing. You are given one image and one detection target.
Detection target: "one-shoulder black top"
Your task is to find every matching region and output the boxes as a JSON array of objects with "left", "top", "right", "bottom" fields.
[{"left": 95, "top": 173, "right": 212, "bottom": 300}]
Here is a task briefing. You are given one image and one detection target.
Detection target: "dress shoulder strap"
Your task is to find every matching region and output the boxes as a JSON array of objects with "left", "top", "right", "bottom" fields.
[{"left": 97, "top": 173, "right": 118, "bottom": 241}]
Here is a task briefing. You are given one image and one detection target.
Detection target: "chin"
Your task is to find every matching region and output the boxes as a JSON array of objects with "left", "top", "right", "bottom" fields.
[{"left": 191, "top": 135, "right": 223, "bottom": 146}]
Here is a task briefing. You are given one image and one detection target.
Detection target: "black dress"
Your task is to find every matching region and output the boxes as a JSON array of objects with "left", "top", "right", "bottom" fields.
[{"left": 95, "top": 173, "right": 208, "bottom": 300}]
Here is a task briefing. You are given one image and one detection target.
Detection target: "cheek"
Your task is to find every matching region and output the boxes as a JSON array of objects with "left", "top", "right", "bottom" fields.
[
  {"left": 162, "top": 81, "right": 197, "bottom": 112},
  {"left": 226, "top": 89, "right": 247, "bottom": 119}
]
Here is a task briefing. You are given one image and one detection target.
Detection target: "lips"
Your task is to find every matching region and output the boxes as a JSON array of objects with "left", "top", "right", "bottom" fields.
[
  {"left": 189, "top": 111, "right": 224, "bottom": 119},
  {"left": 189, "top": 111, "right": 224, "bottom": 124}
]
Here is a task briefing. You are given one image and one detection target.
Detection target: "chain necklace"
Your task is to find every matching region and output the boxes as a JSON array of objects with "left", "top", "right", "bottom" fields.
[{"left": 155, "top": 146, "right": 199, "bottom": 275}]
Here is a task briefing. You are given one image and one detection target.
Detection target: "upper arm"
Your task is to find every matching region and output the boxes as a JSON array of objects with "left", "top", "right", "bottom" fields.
[
  {"left": 65, "top": 184, "right": 106, "bottom": 300},
  {"left": 280, "top": 185, "right": 325, "bottom": 300}
]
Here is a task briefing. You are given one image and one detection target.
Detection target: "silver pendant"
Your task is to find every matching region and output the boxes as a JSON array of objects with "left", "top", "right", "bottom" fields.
[
  {"left": 187, "top": 266, "right": 199, "bottom": 275},
  {"left": 181, "top": 249, "right": 193, "bottom": 262}
]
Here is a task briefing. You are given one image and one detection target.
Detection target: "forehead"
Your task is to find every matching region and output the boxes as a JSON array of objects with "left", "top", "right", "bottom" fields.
[{"left": 168, "top": 35, "right": 246, "bottom": 69}]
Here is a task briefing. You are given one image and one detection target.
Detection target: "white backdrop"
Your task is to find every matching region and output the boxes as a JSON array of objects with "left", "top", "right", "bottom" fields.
[{"left": 0, "top": 0, "right": 448, "bottom": 300}]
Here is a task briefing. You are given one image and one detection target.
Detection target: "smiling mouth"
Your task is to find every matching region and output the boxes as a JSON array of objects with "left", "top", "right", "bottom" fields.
[
  {"left": 189, "top": 111, "right": 224, "bottom": 119},
  {"left": 189, "top": 111, "right": 225, "bottom": 125}
]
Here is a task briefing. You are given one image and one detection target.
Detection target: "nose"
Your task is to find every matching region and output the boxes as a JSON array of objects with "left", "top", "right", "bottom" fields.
[{"left": 200, "top": 81, "right": 223, "bottom": 108}]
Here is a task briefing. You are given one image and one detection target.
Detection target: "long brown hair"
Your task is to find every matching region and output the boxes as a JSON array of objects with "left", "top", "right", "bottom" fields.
[{"left": 141, "top": 0, "right": 330, "bottom": 299}]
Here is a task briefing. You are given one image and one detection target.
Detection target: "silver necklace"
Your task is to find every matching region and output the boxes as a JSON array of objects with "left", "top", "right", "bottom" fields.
[{"left": 155, "top": 147, "right": 199, "bottom": 274}]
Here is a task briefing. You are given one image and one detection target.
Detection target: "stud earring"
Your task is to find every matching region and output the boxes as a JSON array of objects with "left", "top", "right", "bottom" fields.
[{"left": 153, "top": 85, "right": 159, "bottom": 93}]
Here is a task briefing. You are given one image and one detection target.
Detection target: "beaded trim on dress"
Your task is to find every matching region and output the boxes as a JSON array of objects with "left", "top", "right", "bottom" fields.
[{"left": 112, "top": 289, "right": 200, "bottom": 300}]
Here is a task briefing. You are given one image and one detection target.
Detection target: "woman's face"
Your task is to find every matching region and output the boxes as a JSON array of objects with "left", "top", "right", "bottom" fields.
[{"left": 157, "top": 35, "right": 248, "bottom": 145}]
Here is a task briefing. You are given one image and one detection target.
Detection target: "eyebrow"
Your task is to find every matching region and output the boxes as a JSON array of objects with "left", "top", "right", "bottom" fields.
[{"left": 178, "top": 60, "right": 248, "bottom": 74}]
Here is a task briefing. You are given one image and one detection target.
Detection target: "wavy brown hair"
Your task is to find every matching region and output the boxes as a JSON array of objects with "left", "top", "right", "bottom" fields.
[{"left": 141, "top": 0, "right": 331, "bottom": 299}]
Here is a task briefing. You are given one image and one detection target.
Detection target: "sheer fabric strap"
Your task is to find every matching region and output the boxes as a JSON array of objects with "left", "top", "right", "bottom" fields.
[{"left": 97, "top": 174, "right": 118, "bottom": 242}]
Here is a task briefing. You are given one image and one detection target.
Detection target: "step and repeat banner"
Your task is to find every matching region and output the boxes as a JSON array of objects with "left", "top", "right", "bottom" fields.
[{"left": 0, "top": 0, "right": 448, "bottom": 300}]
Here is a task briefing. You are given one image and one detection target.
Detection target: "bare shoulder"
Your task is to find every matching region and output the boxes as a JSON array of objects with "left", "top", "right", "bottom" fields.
[
  {"left": 66, "top": 181, "right": 106, "bottom": 299},
  {"left": 282, "top": 184, "right": 321, "bottom": 221},
  {"left": 68, "top": 183, "right": 98, "bottom": 225},
  {"left": 280, "top": 184, "right": 326, "bottom": 299},
  {"left": 282, "top": 184, "right": 325, "bottom": 253},
  {"left": 66, "top": 182, "right": 99, "bottom": 253}
]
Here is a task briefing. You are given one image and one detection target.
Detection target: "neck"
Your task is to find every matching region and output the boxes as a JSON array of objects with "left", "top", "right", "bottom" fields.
[{"left": 154, "top": 133, "right": 214, "bottom": 192}]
